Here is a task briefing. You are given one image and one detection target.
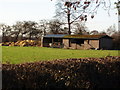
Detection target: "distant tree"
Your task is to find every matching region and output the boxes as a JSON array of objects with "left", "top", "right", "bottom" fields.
[
  {"left": 100, "top": 31, "right": 107, "bottom": 35},
  {"left": 22, "top": 21, "right": 43, "bottom": 40},
  {"left": 12, "top": 21, "right": 24, "bottom": 41},
  {"left": 0, "top": 24, "right": 12, "bottom": 42},
  {"left": 62, "top": 27, "right": 69, "bottom": 34},
  {"left": 73, "top": 22, "right": 88, "bottom": 35},
  {"left": 111, "top": 31, "right": 120, "bottom": 50},
  {"left": 39, "top": 20, "right": 49, "bottom": 36},
  {"left": 11, "top": 21, "right": 43, "bottom": 41},
  {"left": 90, "top": 30, "right": 99, "bottom": 35},
  {"left": 106, "top": 25, "right": 116, "bottom": 36},
  {"left": 48, "top": 19, "right": 63, "bottom": 34}
]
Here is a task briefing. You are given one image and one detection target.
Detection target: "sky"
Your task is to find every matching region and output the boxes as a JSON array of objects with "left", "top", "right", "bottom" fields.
[{"left": 0, "top": 0, "right": 118, "bottom": 32}]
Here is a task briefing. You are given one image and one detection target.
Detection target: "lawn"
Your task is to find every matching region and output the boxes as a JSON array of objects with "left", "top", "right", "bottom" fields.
[{"left": 2, "top": 46, "right": 119, "bottom": 64}]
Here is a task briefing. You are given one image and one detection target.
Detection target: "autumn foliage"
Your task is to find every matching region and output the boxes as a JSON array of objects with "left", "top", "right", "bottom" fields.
[{"left": 2, "top": 56, "right": 120, "bottom": 89}]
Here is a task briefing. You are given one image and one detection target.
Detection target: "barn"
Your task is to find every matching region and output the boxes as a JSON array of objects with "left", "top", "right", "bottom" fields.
[{"left": 42, "top": 34, "right": 113, "bottom": 50}]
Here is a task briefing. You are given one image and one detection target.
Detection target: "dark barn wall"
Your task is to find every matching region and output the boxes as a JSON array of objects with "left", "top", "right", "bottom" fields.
[
  {"left": 43, "top": 38, "right": 63, "bottom": 47},
  {"left": 70, "top": 39, "right": 84, "bottom": 49},
  {"left": 100, "top": 38, "right": 113, "bottom": 49},
  {"left": 43, "top": 38, "right": 52, "bottom": 47}
]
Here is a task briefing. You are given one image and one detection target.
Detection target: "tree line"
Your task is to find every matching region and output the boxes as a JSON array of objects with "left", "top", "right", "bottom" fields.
[{"left": 0, "top": 19, "right": 86, "bottom": 42}]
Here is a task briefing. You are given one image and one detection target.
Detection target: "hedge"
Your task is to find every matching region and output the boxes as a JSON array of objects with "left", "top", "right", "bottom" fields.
[{"left": 2, "top": 56, "right": 120, "bottom": 89}]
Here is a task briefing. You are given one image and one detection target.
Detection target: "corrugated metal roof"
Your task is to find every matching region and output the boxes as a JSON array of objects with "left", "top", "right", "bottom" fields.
[{"left": 44, "top": 34, "right": 67, "bottom": 38}]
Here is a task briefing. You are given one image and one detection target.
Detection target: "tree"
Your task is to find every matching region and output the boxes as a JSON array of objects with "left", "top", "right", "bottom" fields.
[
  {"left": 48, "top": 19, "right": 63, "bottom": 34},
  {"left": 90, "top": 30, "right": 99, "bottom": 35},
  {"left": 111, "top": 31, "right": 120, "bottom": 50},
  {"left": 11, "top": 21, "right": 43, "bottom": 41},
  {"left": 39, "top": 20, "right": 49, "bottom": 36},
  {"left": 55, "top": 0, "right": 111, "bottom": 35},
  {"left": 12, "top": 21, "right": 24, "bottom": 41},
  {"left": 100, "top": 31, "right": 107, "bottom": 35},
  {"left": 73, "top": 22, "right": 88, "bottom": 35},
  {"left": 115, "top": 0, "right": 120, "bottom": 15},
  {"left": 106, "top": 25, "right": 116, "bottom": 36},
  {"left": 61, "top": 27, "right": 69, "bottom": 34},
  {"left": 0, "top": 24, "right": 12, "bottom": 42},
  {"left": 23, "top": 21, "right": 38, "bottom": 40},
  {"left": 115, "top": 1, "right": 120, "bottom": 31}
]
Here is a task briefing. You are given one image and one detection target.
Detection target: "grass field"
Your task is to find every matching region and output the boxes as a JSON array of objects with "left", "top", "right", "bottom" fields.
[{"left": 2, "top": 46, "right": 119, "bottom": 64}]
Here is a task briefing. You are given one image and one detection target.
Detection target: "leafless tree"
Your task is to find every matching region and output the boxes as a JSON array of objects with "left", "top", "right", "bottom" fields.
[
  {"left": 0, "top": 24, "right": 12, "bottom": 42},
  {"left": 111, "top": 30, "right": 120, "bottom": 50},
  {"left": 48, "top": 19, "right": 64, "bottom": 34},
  {"left": 73, "top": 22, "right": 88, "bottom": 35},
  {"left": 39, "top": 20, "right": 49, "bottom": 36},
  {"left": 90, "top": 30, "right": 99, "bottom": 35},
  {"left": 55, "top": 0, "right": 112, "bottom": 35},
  {"left": 12, "top": 21, "right": 25, "bottom": 41},
  {"left": 106, "top": 24, "right": 116, "bottom": 36},
  {"left": 115, "top": 1, "right": 120, "bottom": 31},
  {"left": 22, "top": 21, "right": 39, "bottom": 40}
]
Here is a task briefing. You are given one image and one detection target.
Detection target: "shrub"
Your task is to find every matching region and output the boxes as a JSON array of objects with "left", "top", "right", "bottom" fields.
[{"left": 2, "top": 56, "right": 120, "bottom": 89}]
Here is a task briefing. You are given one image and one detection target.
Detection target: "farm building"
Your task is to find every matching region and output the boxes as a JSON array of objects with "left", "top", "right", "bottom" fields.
[{"left": 42, "top": 34, "right": 113, "bottom": 50}]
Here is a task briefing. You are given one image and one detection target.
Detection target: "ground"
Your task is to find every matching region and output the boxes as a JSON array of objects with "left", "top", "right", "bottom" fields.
[{"left": 2, "top": 46, "right": 119, "bottom": 64}]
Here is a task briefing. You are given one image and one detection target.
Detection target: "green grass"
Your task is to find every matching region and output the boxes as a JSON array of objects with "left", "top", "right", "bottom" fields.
[{"left": 2, "top": 46, "right": 119, "bottom": 64}]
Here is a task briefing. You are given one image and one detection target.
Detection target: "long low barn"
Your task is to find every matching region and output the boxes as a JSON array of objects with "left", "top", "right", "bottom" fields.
[{"left": 42, "top": 34, "right": 113, "bottom": 50}]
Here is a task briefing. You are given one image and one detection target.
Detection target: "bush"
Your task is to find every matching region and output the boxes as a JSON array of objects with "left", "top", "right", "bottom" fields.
[{"left": 2, "top": 56, "right": 120, "bottom": 89}]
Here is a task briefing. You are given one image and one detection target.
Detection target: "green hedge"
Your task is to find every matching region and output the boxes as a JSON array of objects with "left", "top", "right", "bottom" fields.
[{"left": 2, "top": 56, "right": 120, "bottom": 89}]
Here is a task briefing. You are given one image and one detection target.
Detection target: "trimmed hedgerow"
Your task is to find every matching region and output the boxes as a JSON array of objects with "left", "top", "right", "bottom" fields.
[{"left": 2, "top": 56, "right": 120, "bottom": 89}]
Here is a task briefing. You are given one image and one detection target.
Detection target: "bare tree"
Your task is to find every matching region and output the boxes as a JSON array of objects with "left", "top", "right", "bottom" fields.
[
  {"left": 73, "top": 22, "right": 88, "bottom": 35},
  {"left": 48, "top": 19, "right": 63, "bottom": 34},
  {"left": 0, "top": 24, "right": 12, "bottom": 42},
  {"left": 106, "top": 24, "right": 116, "bottom": 36},
  {"left": 90, "top": 30, "right": 99, "bottom": 35},
  {"left": 39, "top": 20, "right": 49, "bottom": 36},
  {"left": 11, "top": 21, "right": 43, "bottom": 41},
  {"left": 55, "top": 0, "right": 112, "bottom": 35},
  {"left": 100, "top": 30, "right": 107, "bottom": 35},
  {"left": 23, "top": 21, "right": 36, "bottom": 39},
  {"left": 115, "top": 1, "right": 120, "bottom": 31},
  {"left": 111, "top": 30, "right": 120, "bottom": 50},
  {"left": 12, "top": 21, "right": 24, "bottom": 41}
]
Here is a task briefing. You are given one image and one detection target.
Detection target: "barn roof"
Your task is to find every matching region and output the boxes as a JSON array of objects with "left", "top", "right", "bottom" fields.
[
  {"left": 64, "top": 35, "right": 113, "bottom": 39},
  {"left": 44, "top": 34, "right": 67, "bottom": 38},
  {"left": 44, "top": 34, "right": 113, "bottom": 39}
]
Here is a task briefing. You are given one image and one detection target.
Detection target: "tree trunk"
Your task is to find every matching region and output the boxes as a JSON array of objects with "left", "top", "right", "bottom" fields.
[
  {"left": 68, "top": 11, "right": 71, "bottom": 47},
  {"left": 68, "top": 14, "right": 71, "bottom": 35}
]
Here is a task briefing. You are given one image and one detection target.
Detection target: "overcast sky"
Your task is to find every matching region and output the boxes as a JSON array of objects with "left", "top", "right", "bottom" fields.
[{"left": 0, "top": 0, "right": 118, "bottom": 32}]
